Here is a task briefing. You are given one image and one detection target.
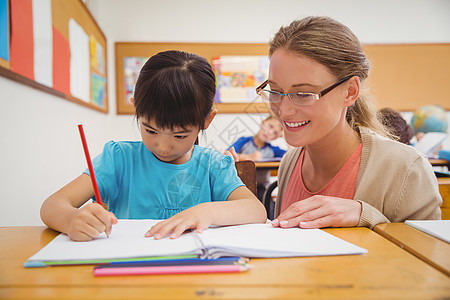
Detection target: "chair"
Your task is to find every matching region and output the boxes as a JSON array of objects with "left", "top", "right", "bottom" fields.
[
  {"left": 262, "top": 180, "right": 278, "bottom": 220},
  {"left": 235, "top": 160, "right": 257, "bottom": 197}
]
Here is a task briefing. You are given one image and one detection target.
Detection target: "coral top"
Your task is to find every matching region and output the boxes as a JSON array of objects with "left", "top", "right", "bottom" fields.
[{"left": 280, "top": 144, "right": 362, "bottom": 213}]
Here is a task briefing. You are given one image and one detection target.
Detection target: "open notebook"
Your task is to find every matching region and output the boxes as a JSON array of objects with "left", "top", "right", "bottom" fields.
[
  {"left": 413, "top": 132, "right": 448, "bottom": 158},
  {"left": 25, "top": 219, "right": 367, "bottom": 267}
]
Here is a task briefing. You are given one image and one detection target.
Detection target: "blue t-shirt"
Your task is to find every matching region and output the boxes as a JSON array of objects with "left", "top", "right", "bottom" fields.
[
  {"left": 229, "top": 136, "right": 286, "bottom": 186},
  {"left": 84, "top": 141, "right": 244, "bottom": 219}
]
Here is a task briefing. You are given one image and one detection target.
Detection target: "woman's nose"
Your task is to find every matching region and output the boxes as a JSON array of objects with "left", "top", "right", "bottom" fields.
[{"left": 276, "top": 96, "right": 296, "bottom": 119}]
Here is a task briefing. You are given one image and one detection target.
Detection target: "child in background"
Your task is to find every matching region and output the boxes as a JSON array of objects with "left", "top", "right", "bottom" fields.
[
  {"left": 41, "top": 50, "right": 266, "bottom": 241},
  {"left": 377, "top": 107, "right": 414, "bottom": 145},
  {"left": 227, "top": 115, "right": 286, "bottom": 201}
]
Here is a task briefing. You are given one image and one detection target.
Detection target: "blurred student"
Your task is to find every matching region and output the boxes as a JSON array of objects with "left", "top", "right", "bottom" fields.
[
  {"left": 227, "top": 115, "right": 286, "bottom": 201},
  {"left": 41, "top": 50, "right": 266, "bottom": 241},
  {"left": 256, "top": 16, "right": 441, "bottom": 228},
  {"left": 377, "top": 107, "right": 414, "bottom": 145}
]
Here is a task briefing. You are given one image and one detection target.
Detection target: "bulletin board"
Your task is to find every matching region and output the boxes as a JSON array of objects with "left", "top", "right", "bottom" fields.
[
  {"left": 115, "top": 42, "right": 271, "bottom": 115},
  {"left": 115, "top": 42, "right": 450, "bottom": 114},
  {"left": 0, "top": 0, "right": 108, "bottom": 113}
]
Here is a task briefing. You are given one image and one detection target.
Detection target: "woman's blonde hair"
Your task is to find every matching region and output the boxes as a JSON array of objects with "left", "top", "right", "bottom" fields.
[{"left": 269, "top": 16, "right": 390, "bottom": 137}]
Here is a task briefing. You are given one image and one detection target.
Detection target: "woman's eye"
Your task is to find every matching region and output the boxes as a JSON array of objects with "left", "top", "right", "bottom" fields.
[{"left": 296, "top": 93, "right": 312, "bottom": 98}]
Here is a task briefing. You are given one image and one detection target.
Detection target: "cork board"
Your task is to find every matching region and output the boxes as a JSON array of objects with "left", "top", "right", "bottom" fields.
[{"left": 115, "top": 42, "right": 449, "bottom": 114}]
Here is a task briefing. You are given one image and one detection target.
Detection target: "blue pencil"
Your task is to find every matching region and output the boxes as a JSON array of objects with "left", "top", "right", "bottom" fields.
[{"left": 107, "top": 257, "right": 247, "bottom": 268}]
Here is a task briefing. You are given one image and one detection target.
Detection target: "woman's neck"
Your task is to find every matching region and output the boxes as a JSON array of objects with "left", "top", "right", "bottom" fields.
[{"left": 301, "top": 125, "right": 361, "bottom": 191}]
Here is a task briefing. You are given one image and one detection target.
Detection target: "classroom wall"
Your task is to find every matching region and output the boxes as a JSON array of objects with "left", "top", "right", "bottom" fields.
[{"left": 1, "top": 0, "right": 450, "bottom": 226}]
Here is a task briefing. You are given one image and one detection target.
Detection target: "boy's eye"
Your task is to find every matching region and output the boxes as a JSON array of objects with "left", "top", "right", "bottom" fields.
[
  {"left": 146, "top": 129, "right": 157, "bottom": 134},
  {"left": 174, "top": 135, "right": 188, "bottom": 139}
]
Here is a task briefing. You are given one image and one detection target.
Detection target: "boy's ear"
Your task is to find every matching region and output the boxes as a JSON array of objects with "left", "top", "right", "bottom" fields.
[{"left": 203, "top": 109, "right": 218, "bottom": 130}]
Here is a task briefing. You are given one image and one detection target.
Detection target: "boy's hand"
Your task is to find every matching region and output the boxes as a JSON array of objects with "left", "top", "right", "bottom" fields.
[
  {"left": 250, "top": 151, "right": 263, "bottom": 161},
  {"left": 224, "top": 146, "right": 239, "bottom": 161},
  {"left": 145, "top": 203, "right": 214, "bottom": 239},
  {"left": 67, "top": 203, "right": 118, "bottom": 241}
]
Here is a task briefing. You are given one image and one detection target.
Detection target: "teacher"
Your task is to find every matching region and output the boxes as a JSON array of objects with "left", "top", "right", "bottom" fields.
[{"left": 256, "top": 16, "right": 442, "bottom": 229}]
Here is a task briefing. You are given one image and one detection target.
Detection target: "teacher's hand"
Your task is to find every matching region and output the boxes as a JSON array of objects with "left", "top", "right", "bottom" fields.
[{"left": 271, "top": 195, "right": 362, "bottom": 229}]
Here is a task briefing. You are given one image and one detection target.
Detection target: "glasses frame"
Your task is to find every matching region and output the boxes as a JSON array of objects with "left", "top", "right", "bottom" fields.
[{"left": 256, "top": 75, "right": 354, "bottom": 105}]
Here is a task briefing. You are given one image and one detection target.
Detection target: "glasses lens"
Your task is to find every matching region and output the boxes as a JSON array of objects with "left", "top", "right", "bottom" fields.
[
  {"left": 290, "top": 93, "right": 317, "bottom": 105},
  {"left": 259, "top": 90, "right": 279, "bottom": 103}
]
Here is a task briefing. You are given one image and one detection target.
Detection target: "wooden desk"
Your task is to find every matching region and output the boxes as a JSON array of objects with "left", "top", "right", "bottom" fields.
[
  {"left": 438, "top": 177, "right": 450, "bottom": 219},
  {"left": 430, "top": 158, "right": 450, "bottom": 170},
  {"left": 374, "top": 223, "right": 450, "bottom": 277},
  {"left": 1, "top": 226, "right": 449, "bottom": 299},
  {"left": 255, "top": 161, "right": 280, "bottom": 177}
]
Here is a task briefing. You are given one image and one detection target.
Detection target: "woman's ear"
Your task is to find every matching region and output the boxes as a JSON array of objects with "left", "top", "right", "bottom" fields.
[
  {"left": 344, "top": 76, "right": 360, "bottom": 107},
  {"left": 203, "top": 109, "right": 218, "bottom": 130},
  {"left": 130, "top": 97, "right": 135, "bottom": 105}
]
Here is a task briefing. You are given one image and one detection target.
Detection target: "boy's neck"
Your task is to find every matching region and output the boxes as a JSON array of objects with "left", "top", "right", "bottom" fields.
[{"left": 253, "top": 136, "right": 266, "bottom": 149}]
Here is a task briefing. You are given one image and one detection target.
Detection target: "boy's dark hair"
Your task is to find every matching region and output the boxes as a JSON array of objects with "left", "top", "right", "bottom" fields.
[
  {"left": 377, "top": 107, "right": 414, "bottom": 145},
  {"left": 133, "top": 50, "right": 216, "bottom": 130}
]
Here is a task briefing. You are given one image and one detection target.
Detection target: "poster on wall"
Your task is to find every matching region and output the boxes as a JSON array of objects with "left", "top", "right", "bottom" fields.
[
  {"left": 123, "top": 56, "right": 148, "bottom": 106},
  {"left": 0, "top": 0, "right": 108, "bottom": 113},
  {"left": 0, "top": 0, "right": 9, "bottom": 62},
  {"left": 212, "top": 56, "right": 269, "bottom": 103}
]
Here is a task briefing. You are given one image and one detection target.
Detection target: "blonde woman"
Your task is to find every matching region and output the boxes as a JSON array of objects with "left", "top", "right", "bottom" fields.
[{"left": 256, "top": 16, "right": 441, "bottom": 229}]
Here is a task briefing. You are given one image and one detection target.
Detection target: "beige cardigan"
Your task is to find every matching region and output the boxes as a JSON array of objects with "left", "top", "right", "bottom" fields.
[{"left": 275, "top": 127, "right": 442, "bottom": 229}]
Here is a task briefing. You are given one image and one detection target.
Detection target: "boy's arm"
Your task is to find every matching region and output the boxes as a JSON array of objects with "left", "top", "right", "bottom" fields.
[
  {"left": 40, "top": 173, "right": 117, "bottom": 241},
  {"left": 237, "top": 151, "right": 263, "bottom": 161}
]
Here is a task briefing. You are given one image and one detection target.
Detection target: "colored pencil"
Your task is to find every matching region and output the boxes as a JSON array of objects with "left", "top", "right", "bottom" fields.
[
  {"left": 78, "top": 124, "right": 104, "bottom": 207},
  {"left": 106, "top": 257, "right": 247, "bottom": 268},
  {"left": 93, "top": 264, "right": 251, "bottom": 276}
]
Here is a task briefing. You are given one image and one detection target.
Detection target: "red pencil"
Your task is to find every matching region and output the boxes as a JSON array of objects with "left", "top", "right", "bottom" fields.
[
  {"left": 93, "top": 264, "right": 251, "bottom": 277},
  {"left": 77, "top": 124, "right": 104, "bottom": 208}
]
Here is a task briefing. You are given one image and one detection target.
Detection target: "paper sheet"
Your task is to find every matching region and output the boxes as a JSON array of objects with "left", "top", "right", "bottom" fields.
[
  {"left": 405, "top": 220, "right": 450, "bottom": 243},
  {"left": 69, "top": 18, "right": 90, "bottom": 102},
  {"left": 32, "top": 0, "right": 53, "bottom": 87},
  {"left": 201, "top": 223, "right": 367, "bottom": 258},
  {"left": 28, "top": 220, "right": 200, "bottom": 262}
]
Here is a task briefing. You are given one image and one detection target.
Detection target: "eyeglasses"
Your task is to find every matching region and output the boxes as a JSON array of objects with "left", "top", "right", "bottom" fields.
[{"left": 256, "top": 75, "right": 353, "bottom": 106}]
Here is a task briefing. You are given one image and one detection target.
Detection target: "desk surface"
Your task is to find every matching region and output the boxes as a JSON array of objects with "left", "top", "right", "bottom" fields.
[
  {"left": 1, "top": 226, "right": 449, "bottom": 299},
  {"left": 430, "top": 158, "right": 450, "bottom": 167},
  {"left": 374, "top": 222, "right": 450, "bottom": 277},
  {"left": 254, "top": 161, "right": 280, "bottom": 169}
]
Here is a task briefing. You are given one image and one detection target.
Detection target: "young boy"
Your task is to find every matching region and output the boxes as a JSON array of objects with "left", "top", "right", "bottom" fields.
[{"left": 227, "top": 115, "right": 286, "bottom": 201}]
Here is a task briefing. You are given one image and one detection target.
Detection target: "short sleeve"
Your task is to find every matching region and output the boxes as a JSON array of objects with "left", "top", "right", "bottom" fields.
[
  {"left": 209, "top": 154, "right": 244, "bottom": 201},
  {"left": 271, "top": 145, "right": 287, "bottom": 158},
  {"left": 83, "top": 141, "right": 124, "bottom": 205}
]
